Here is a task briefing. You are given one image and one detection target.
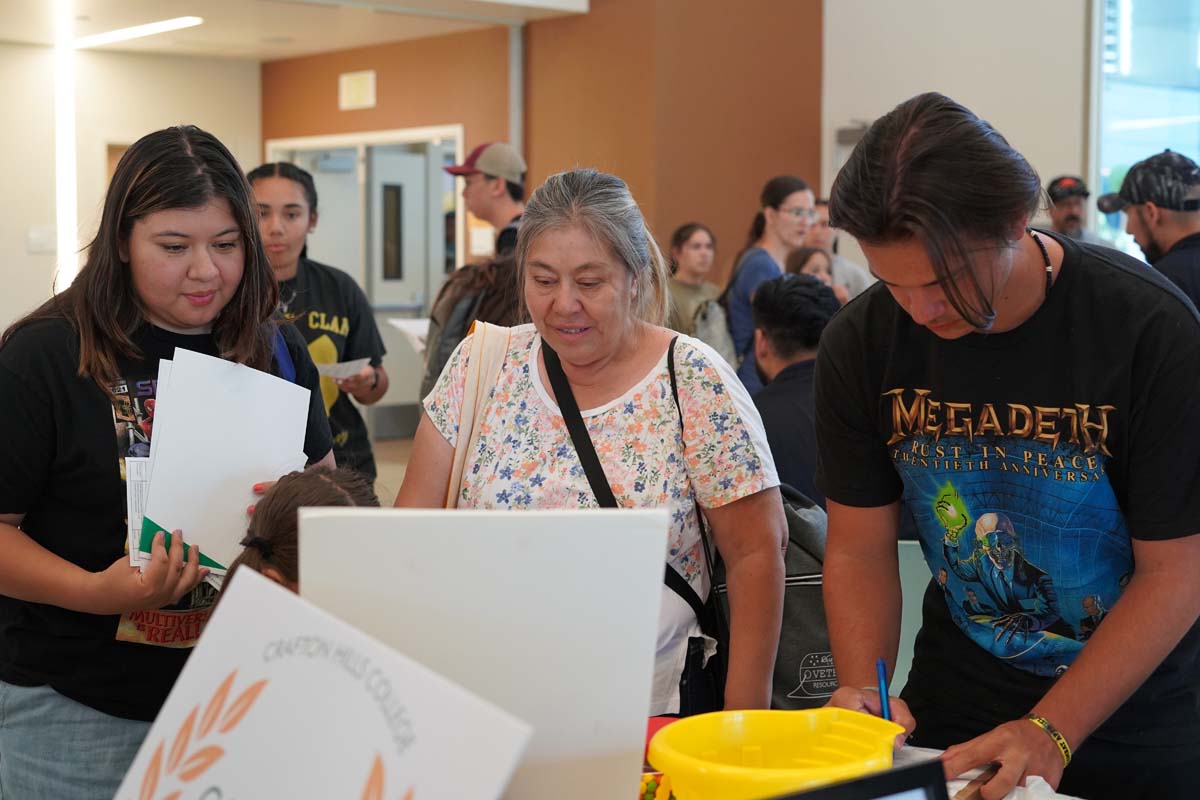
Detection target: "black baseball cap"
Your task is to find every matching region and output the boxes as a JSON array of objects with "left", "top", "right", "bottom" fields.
[
  {"left": 1047, "top": 176, "right": 1089, "bottom": 202},
  {"left": 1097, "top": 150, "right": 1200, "bottom": 214}
]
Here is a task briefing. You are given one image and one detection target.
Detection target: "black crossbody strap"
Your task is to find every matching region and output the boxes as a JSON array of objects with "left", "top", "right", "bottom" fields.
[
  {"left": 541, "top": 337, "right": 712, "bottom": 631},
  {"left": 541, "top": 341, "right": 618, "bottom": 508}
]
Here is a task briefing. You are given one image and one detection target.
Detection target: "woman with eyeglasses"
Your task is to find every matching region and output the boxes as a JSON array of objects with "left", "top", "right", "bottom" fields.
[{"left": 725, "top": 175, "right": 815, "bottom": 393}]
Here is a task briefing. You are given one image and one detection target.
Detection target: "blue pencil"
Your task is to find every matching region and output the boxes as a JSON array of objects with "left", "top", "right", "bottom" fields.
[{"left": 876, "top": 657, "right": 892, "bottom": 722}]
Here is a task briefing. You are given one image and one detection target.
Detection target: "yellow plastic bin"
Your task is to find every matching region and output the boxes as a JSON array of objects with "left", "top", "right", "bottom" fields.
[{"left": 647, "top": 708, "right": 905, "bottom": 800}]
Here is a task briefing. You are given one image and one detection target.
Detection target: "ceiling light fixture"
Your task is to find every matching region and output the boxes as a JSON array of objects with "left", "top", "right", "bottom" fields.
[{"left": 74, "top": 16, "right": 204, "bottom": 49}]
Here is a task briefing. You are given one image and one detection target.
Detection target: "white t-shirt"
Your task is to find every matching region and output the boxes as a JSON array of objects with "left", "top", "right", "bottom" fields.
[{"left": 425, "top": 324, "right": 779, "bottom": 713}]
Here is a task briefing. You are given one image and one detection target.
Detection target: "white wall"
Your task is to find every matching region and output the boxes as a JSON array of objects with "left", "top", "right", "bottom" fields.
[
  {"left": 821, "top": 0, "right": 1091, "bottom": 267},
  {"left": 75, "top": 49, "right": 261, "bottom": 245},
  {"left": 0, "top": 46, "right": 261, "bottom": 330},
  {"left": 0, "top": 44, "right": 57, "bottom": 329}
]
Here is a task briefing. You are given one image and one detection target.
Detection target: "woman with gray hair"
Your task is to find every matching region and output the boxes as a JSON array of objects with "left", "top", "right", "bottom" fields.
[{"left": 397, "top": 168, "right": 786, "bottom": 715}]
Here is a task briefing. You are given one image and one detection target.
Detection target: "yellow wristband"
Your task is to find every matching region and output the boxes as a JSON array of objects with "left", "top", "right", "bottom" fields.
[{"left": 1026, "top": 714, "right": 1072, "bottom": 768}]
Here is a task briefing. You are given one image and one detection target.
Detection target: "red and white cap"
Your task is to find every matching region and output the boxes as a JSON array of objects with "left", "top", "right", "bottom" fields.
[{"left": 444, "top": 142, "right": 527, "bottom": 185}]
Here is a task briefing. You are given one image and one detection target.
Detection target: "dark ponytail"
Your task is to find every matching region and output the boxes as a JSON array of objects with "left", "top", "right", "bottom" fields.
[
  {"left": 745, "top": 212, "right": 767, "bottom": 251},
  {"left": 827, "top": 92, "right": 1041, "bottom": 329},
  {"left": 222, "top": 466, "right": 378, "bottom": 594}
]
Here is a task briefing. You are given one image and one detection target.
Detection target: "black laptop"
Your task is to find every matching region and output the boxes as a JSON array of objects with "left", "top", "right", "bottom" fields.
[{"left": 772, "top": 761, "right": 951, "bottom": 800}]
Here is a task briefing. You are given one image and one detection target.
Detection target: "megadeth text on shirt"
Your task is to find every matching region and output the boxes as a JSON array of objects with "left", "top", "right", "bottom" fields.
[{"left": 883, "top": 388, "right": 1115, "bottom": 456}]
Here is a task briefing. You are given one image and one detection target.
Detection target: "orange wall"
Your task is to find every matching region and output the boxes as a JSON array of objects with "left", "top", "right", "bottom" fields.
[
  {"left": 653, "top": 0, "right": 823, "bottom": 282},
  {"left": 260, "top": 26, "right": 510, "bottom": 147},
  {"left": 523, "top": 0, "right": 658, "bottom": 224},
  {"left": 260, "top": 0, "right": 822, "bottom": 283}
]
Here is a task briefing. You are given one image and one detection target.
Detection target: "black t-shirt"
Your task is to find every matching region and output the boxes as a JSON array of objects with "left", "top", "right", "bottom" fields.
[
  {"left": 1153, "top": 231, "right": 1200, "bottom": 312},
  {"left": 495, "top": 213, "right": 522, "bottom": 256},
  {"left": 753, "top": 360, "right": 824, "bottom": 507},
  {"left": 0, "top": 317, "right": 331, "bottom": 721},
  {"left": 815, "top": 232, "right": 1200, "bottom": 746},
  {"left": 280, "top": 258, "right": 386, "bottom": 479}
]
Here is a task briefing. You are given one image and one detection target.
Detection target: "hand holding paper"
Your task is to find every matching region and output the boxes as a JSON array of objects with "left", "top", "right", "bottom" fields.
[
  {"left": 90, "top": 530, "right": 207, "bottom": 615},
  {"left": 333, "top": 362, "right": 376, "bottom": 395},
  {"left": 316, "top": 357, "right": 371, "bottom": 381}
]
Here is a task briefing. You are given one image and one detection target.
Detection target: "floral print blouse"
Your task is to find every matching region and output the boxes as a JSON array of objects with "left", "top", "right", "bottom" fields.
[{"left": 425, "top": 324, "right": 779, "bottom": 596}]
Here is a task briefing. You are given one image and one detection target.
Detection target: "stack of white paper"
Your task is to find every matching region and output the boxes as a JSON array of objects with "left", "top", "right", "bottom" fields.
[
  {"left": 114, "top": 569, "right": 531, "bottom": 800},
  {"left": 129, "top": 348, "right": 310, "bottom": 588}
]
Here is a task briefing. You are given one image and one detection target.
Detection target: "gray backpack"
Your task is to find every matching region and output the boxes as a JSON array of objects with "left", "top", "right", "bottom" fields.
[
  {"left": 667, "top": 341, "right": 836, "bottom": 709},
  {"left": 690, "top": 299, "right": 739, "bottom": 367},
  {"left": 711, "top": 484, "right": 836, "bottom": 709}
]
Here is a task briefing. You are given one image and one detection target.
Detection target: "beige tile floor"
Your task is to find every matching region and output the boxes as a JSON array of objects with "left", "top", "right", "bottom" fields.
[{"left": 372, "top": 437, "right": 414, "bottom": 504}]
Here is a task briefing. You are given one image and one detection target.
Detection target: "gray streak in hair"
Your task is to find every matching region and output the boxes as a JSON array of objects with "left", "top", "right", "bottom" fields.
[{"left": 515, "top": 168, "right": 670, "bottom": 326}]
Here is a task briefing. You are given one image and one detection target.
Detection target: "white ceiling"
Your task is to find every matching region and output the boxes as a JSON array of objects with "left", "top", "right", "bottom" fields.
[{"left": 0, "top": 0, "right": 586, "bottom": 61}]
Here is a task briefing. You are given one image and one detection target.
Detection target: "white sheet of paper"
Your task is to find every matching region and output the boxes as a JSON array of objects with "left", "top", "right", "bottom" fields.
[
  {"left": 387, "top": 317, "right": 430, "bottom": 357},
  {"left": 145, "top": 359, "right": 172, "bottom": 487},
  {"left": 114, "top": 569, "right": 530, "bottom": 800},
  {"left": 125, "top": 457, "right": 151, "bottom": 566},
  {"left": 140, "top": 348, "right": 309, "bottom": 574},
  {"left": 315, "top": 357, "right": 371, "bottom": 380},
  {"left": 300, "top": 507, "right": 667, "bottom": 800},
  {"left": 892, "top": 746, "right": 1081, "bottom": 799}
]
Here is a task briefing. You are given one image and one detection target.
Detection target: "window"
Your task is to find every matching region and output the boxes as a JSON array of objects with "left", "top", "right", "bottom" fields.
[
  {"left": 382, "top": 184, "right": 403, "bottom": 280},
  {"left": 1095, "top": 0, "right": 1200, "bottom": 255}
]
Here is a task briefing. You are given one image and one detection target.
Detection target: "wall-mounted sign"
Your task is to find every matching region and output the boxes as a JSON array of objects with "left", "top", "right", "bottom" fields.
[{"left": 339, "top": 70, "right": 377, "bottom": 111}]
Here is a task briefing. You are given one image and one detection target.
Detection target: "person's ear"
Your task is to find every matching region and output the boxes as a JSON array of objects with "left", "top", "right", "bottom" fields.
[
  {"left": 1006, "top": 214, "right": 1029, "bottom": 243},
  {"left": 308, "top": 209, "right": 319, "bottom": 234},
  {"left": 118, "top": 237, "right": 130, "bottom": 263},
  {"left": 261, "top": 565, "right": 299, "bottom": 594},
  {"left": 762, "top": 207, "right": 778, "bottom": 231},
  {"left": 1143, "top": 201, "right": 1162, "bottom": 228},
  {"left": 754, "top": 328, "right": 769, "bottom": 364}
]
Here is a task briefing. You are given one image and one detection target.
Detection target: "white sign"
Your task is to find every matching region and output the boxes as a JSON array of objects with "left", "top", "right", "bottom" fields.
[
  {"left": 116, "top": 569, "right": 530, "bottom": 800},
  {"left": 339, "top": 70, "right": 377, "bottom": 111},
  {"left": 300, "top": 507, "right": 668, "bottom": 800},
  {"left": 388, "top": 317, "right": 430, "bottom": 357}
]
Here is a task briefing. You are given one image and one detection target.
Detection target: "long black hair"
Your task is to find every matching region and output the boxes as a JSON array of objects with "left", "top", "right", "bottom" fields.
[{"left": 827, "top": 92, "right": 1041, "bottom": 329}]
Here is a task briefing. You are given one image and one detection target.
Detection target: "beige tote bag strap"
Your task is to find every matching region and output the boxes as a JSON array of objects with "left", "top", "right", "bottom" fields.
[{"left": 445, "top": 322, "right": 511, "bottom": 508}]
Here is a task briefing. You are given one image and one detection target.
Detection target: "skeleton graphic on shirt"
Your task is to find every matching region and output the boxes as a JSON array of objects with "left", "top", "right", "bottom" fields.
[{"left": 935, "top": 485, "right": 1065, "bottom": 643}]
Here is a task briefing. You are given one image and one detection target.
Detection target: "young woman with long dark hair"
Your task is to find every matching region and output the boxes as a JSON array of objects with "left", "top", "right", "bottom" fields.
[
  {"left": 726, "top": 176, "right": 815, "bottom": 393},
  {"left": 0, "top": 126, "right": 332, "bottom": 797}
]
